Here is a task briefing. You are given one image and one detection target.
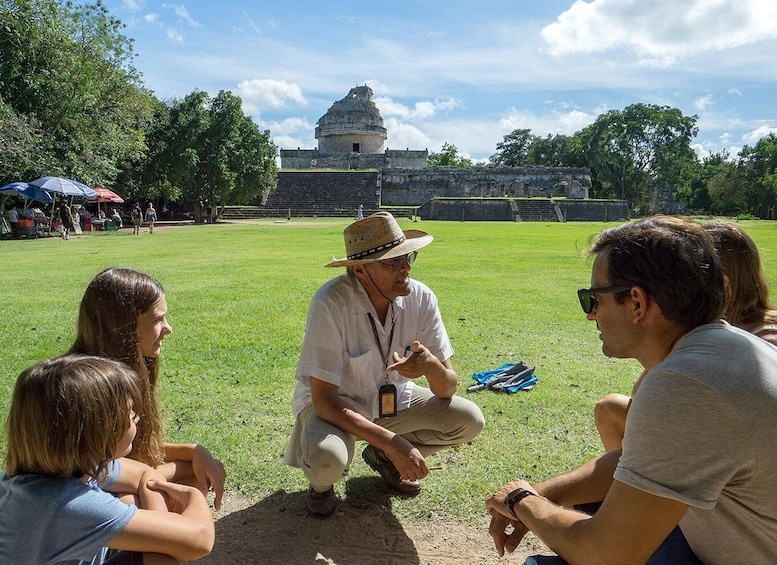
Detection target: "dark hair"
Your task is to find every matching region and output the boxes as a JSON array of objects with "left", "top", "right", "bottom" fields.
[
  {"left": 5, "top": 355, "right": 142, "bottom": 479},
  {"left": 703, "top": 221, "right": 777, "bottom": 327},
  {"left": 68, "top": 267, "right": 166, "bottom": 466},
  {"left": 590, "top": 216, "right": 725, "bottom": 329}
]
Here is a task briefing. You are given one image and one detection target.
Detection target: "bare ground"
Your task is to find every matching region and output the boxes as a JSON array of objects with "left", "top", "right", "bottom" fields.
[{"left": 194, "top": 490, "right": 551, "bottom": 565}]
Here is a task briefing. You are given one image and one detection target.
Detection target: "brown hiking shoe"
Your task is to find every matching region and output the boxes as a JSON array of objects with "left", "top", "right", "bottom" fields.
[
  {"left": 305, "top": 486, "right": 337, "bottom": 518},
  {"left": 362, "top": 445, "right": 422, "bottom": 495}
]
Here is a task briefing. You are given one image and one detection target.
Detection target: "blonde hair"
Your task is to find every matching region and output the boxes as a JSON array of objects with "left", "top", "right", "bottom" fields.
[
  {"left": 4, "top": 355, "right": 142, "bottom": 480},
  {"left": 703, "top": 221, "right": 777, "bottom": 327},
  {"left": 69, "top": 267, "right": 166, "bottom": 466}
]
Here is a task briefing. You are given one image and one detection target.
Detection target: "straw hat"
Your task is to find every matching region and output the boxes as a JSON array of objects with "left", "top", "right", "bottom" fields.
[{"left": 325, "top": 212, "right": 433, "bottom": 267}]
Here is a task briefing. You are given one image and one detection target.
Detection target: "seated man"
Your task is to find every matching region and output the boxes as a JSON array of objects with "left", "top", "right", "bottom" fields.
[
  {"left": 285, "top": 212, "right": 485, "bottom": 518},
  {"left": 486, "top": 216, "right": 777, "bottom": 564}
]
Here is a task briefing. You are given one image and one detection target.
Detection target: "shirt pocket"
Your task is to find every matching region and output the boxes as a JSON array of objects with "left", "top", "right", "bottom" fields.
[{"left": 341, "top": 349, "right": 383, "bottom": 418}]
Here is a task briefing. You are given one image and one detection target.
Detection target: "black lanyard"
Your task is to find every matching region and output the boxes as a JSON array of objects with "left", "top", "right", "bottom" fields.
[{"left": 367, "top": 303, "right": 396, "bottom": 370}]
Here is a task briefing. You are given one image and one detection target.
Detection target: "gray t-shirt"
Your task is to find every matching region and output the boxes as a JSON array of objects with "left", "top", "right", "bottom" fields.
[
  {"left": 615, "top": 322, "right": 777, "bottom": 565},
  {"left": 0, "top": 461, "right": 137, "bottom": 564}
]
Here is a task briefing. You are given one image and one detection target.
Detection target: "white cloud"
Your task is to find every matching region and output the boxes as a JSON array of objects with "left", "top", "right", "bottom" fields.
[
  {"left": 261, "top": 117, "right": 314, "bottom": 137},
  {"left": 166, "top": 28, "right": 183, "bottom": 44},
  {"left": 499, "top": 107, "right": 597, "bottom": 136},
  {"left": 143, "top": 13, "right": 159, "bottom": 24},
  {"left": 742, "top": 125, "right": 777, "bottom": 145},
  {"left": 694, "top": 94, "right": 715, "bottom": 111},
  {"left": 162, "top": 4, "right": 200, "bottom": 27},
  {"left": 541, "top": 0, "right": 777, "bottom": 61},
  {"left": 383, "top": 119, "right": 432, "bottom": 151},
  {"left": 123, "top": 0, "right": 144, "bottom": 11},
  {"left": 374, "top": 97, "right": 462, "bottom": 121},
  {"left": 237, "top": 79, "right": 307, "bottom": 116}
]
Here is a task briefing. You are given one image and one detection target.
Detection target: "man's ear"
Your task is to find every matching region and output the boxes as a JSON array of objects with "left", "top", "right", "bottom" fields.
[
  {"left": 629, "top": 286, "right": 651, "bottom": 321},
  {"left": 350, "top": 263, "right": 368, "bottom": 280}
]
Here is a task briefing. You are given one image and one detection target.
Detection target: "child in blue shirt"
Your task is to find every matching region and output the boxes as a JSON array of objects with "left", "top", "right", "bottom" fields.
[{"left": 0, "top": 355, "right": 215, "bottom": 564}]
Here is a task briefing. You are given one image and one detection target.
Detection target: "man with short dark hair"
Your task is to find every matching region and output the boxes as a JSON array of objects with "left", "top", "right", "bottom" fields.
[
  {"left": 285, "top": 212, "right": 485, "bottom": 518},
  {"left": 487, "top": 216, "right": 777, "bottom": 564}
]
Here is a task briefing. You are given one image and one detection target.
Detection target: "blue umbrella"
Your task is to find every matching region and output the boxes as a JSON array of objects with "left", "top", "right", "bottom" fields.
[
  {"left": 0, "top": 182, "right": 54, "bottom": 204},
  {"left": 28, "top": 176, "right": 97, "bottom": 199}
]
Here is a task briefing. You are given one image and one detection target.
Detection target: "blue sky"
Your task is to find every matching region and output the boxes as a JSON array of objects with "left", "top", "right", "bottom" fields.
[{"left": 103, "top": 0, "right": 777, "bottom": 163}]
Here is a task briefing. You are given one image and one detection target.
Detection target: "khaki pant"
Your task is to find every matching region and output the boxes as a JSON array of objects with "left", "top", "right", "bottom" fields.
[{"left": 285, "top": 386, "right": 485, "bottom": 491}]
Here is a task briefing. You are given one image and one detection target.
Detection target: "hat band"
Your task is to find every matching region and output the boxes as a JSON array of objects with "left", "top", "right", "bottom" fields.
[{"left": 347, "top": 235, "right": 406, "bottom": 260}]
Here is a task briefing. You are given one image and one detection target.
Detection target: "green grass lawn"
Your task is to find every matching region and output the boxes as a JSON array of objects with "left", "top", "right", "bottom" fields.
[{"left": 2, "top": 218, "right": 775, "bottom": 524}]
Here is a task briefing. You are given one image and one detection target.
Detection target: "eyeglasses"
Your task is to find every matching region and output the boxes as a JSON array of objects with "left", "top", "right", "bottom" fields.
[
  {"left": 377, "top": 251, "right": 418, "bottom": 270},
  {"left": 577, "top": 285, "right": 632, "bottom": 314}
]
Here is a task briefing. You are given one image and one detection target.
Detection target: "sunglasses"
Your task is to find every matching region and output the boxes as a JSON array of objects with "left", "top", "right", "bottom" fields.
[
  {"left": 377, "top": 251, "right": 418, "bottom": 270},
  {"left": 577, "top": 285, "right": 632, "bottom": 314}
]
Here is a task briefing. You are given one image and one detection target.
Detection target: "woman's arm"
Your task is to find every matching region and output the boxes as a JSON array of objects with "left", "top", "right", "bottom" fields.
[
  {"left": 108, "top": 480, "right": 215, "bottom": 561},
  {"left": 159, "top": 442, "right": 226, "bottom": 510}
]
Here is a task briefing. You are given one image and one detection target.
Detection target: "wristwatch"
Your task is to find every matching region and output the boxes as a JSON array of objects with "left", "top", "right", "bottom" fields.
[{"left": 505, "top": 487, "right": 535, "bottom": 520}]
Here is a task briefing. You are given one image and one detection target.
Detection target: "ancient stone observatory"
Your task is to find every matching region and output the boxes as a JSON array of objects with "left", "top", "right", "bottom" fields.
[
  {"left": 317, "top": 85, "right": 386, "bottom": 155},
  {"left": 280, "top": 86, "right": 428, "bottom": 170}
]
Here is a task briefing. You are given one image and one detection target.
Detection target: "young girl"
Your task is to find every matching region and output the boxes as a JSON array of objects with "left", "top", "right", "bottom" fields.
[
  {"left": 68, "top": 267, "right": 226, "bottom": 509},
  {"left": 0, "top": 355, "right": 214, "bottom": 564}
]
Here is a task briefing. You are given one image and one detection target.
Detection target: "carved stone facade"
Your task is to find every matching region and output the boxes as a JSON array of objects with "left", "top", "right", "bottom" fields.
[{"left": 278, "top": 85, "right": 594, "bottom": 204}]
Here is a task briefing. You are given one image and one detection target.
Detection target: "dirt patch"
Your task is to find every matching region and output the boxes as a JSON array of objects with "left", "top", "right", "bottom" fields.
[{"left": 196, "top": 490, "right": 551, "bottom": 564}]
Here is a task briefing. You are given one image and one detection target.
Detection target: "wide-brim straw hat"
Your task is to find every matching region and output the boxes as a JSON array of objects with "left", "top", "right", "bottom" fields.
[{"left": 325, "top": 212, "right": 433, "bottom": 267}]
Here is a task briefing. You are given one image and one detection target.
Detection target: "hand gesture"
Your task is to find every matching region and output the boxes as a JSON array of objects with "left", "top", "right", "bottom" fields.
[{"left": 387, "top": 341, "right": 436, "bottom": 380}]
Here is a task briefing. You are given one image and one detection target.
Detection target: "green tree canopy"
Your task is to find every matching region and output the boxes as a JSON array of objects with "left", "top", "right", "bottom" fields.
[
  {"left": 578, "top": 103, "right": 698, "bottom": 214},
  {"left": 0, "top": 0, "right": 155, "bottom": 186},
  {"left": 428, "top": 142, "right": 472, "bottom": 168},
  {"left": 159, "top": 90, "right": 277, "bottom": 219}
]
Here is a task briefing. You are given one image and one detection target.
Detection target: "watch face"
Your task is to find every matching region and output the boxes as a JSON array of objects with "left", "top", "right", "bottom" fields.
[{"left": 506, "top": 488, "right": 533, "bottom": 519}]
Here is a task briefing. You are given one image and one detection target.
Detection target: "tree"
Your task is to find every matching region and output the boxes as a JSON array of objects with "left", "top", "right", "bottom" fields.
[
  {"left": 738, "top": 133, "right": 777, "bottom": 218},
  {"left": 489, "top": 129, "right": 537, "bottom": 167},
  {"left": 578, "top": 104, "right": 698, "bottom": 215},
  {"left": 0, "top": 0, "right": 154, "bottom": 186},
  {"left": 428, "top": 142, "right": 472, "bottom": 168},
  {"left": 526, "top": 134, "right": 584, "bottom": 167},
  {"left": 159, "top": 90, "right": 277, "bottom": 221},
  {"left": 675, "top": 151, "right": 731, "bottom": 212}
]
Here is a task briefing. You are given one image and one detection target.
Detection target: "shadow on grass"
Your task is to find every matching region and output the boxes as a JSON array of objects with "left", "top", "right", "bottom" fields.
[{"left": 199, "top": 477, "right": 420, "bottom": 564}]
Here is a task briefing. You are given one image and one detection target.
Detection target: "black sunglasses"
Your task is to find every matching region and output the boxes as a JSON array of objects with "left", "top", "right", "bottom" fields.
[{"left": 577, "top": 285, "right": 632, "bottom": 314}]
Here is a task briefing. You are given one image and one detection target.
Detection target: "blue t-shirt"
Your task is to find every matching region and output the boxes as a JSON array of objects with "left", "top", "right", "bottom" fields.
[{"left": 0, "top": 461, "right": 137, "bottom": 565}]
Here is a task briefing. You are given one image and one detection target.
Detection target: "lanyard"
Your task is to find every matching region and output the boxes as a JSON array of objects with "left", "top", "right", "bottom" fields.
[{"left": 367, "top": 303, "right": 396, "bottom": 371}]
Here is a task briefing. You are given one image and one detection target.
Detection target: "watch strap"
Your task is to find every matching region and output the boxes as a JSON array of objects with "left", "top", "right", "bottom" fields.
[{"left": 505, "top": 487, "right": 535, "bottom": 520}]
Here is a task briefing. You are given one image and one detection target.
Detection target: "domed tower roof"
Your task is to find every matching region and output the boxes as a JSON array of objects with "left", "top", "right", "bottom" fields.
[{"left": 315, "top": 86, "right": 387, "bottom": 155}]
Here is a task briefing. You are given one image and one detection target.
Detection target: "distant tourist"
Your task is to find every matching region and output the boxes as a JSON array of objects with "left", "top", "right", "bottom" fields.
[
  {"left": 131, "top": 203, "right": 142, "bottom": 235},
  {"left": 145, "top": 203, "right": 156, "bottom": 234},
  {"left": 357, "top": 203, "right": 364, "bottom": 219}
]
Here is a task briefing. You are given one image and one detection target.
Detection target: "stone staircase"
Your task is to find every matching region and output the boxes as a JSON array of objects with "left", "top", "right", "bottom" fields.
[
  {"left": 266, "top": 170, "right": 380, "bottom": 217},
  {"left": 510, "top": 199, "right": 560, "bottom": 221}
]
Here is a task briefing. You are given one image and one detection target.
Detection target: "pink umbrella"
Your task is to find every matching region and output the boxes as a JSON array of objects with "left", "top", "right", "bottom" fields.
[{"left": 89, "top": 187, "right": 124, "bottom": 203}]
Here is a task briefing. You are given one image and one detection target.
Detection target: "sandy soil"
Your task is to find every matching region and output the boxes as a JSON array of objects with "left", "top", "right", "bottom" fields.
[{"left": 194, "top": 490, "right": 551, "bottom": 565}]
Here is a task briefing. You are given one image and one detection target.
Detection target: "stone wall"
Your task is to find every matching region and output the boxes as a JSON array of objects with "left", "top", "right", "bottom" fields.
[
  {"left": 279, "top": 148, "right": 428, "bottom": 170},
  {"left": 380, "top": 166, "right": 592, "bottom": 206},
  {"left": 415, "top": 198, "right": 628, "bottom": 222}
]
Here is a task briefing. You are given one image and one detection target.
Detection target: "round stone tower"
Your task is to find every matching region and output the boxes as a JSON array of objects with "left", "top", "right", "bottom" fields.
[{"left": 315, "top": 85, "right": 387, "bottom": 155}]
